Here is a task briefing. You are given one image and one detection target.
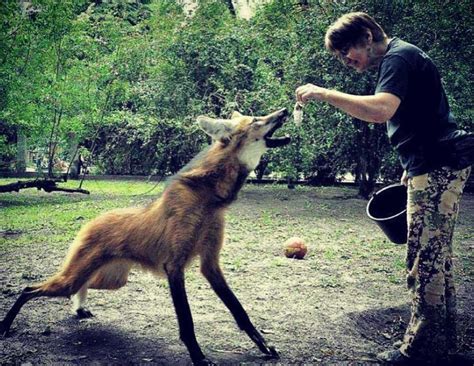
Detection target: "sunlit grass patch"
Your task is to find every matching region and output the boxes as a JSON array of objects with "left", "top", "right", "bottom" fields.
[{"left": 0, "top": 179, "right": 165, "bottom": 251}]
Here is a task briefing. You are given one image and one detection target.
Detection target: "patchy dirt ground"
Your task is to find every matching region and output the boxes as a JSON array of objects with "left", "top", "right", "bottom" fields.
[{"left": 1, "top": 184, "right": 473, "bottom": 365}]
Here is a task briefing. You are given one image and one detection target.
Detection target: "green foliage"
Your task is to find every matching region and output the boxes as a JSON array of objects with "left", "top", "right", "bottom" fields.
[
  {"left": 0, "top": 0, "right": 472, "bottom": 188},
  {"left": 94, "top": 112, "right": 205, "bottom": 175}
]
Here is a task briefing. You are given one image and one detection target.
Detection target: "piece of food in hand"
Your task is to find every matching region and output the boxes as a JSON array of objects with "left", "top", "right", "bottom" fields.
[
  {"left": 293, "top": 102, "right": 303, "bottom": 126},
  {"left": 284, "top": 237, "right": 308, "bottom": 259}
]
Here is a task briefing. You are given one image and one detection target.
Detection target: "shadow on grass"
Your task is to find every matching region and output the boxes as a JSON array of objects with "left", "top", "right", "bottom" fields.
[
  {"left": 347, "top": 294, "right": 474, "bottom": 354},
  {"left": 0, "top": 184, "right": 362, "bottom": 215},
  {"left": 0, "top": 193, "right": 155, "bottom": 209},
  {"left": 29, "top": 319, "right": 269, "bottom": 366},
  {"left": 0, "top": 194, "right": 86, "bottom": 208},
  {"left": 347, "top": 305, "right": 410, "bottom": 347},
  {"left": 32, "top": 321, "right": 178, "bottom": 365},
  {"left": 242, "top": 186, "right": 361, "bottom": 201},
  {"left": 71, "top": 327, "right": 164, "bottom": 362}
]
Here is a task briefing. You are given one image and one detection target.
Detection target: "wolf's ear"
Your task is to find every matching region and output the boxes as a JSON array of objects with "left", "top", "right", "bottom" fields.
[
  {"left": 231, "top": 111, "right": 243, "bottom": 119},
  {"left": 197, "top": 116, "right": 236, "bottom": 140}
]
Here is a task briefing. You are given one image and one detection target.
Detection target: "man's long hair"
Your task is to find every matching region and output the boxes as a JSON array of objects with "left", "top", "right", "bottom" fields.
[{"left": 325, "top": 12, "right": 387, "bottom": 54}]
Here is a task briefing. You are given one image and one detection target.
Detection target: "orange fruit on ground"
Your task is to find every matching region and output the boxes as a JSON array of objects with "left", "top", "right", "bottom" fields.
[{"left": 284, "top": 237, "right": 308, "bottom": 259}]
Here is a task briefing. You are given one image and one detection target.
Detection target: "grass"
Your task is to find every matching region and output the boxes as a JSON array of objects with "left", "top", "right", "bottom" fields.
[
  {"left": 0, "top": 178, "right": 472, "bottom": 297},
  {"left": 0, "top": 179, "right": 163, "bottom": 251},
  {"left": 1, "top": 180, "right": 389, "bottom": 267},
  {"left": 0, "top": 178, "right": 473, "bottom": 364}
]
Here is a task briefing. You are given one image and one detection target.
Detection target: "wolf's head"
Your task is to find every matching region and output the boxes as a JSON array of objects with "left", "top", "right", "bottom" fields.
[{"left": 197, "top": 108, "right": 290, "bottom": 170}]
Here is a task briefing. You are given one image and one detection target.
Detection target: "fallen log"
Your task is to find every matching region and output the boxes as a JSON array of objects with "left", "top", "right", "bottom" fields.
[{"left": 0, "top": 178, "right": 90, "bottom": 194}]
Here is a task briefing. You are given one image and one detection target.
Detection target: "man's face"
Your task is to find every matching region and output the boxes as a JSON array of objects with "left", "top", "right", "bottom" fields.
[{"left": 338, "top": 45, "right": 371, "bottom": 73}]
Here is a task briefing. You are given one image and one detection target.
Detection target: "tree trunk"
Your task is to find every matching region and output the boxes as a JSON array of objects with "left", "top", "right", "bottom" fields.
[
  {"left": 47, "top": 107, "right": 63, "bottom": 178},
  {"left": 67, "top": 132, "right": 81, "bottom": 179},
  {"left": 15, "top": 127, "right": 27, "bottom": 173},
  {"left": 287, "top": 177, "right": 295, "bottom": 189},
  {"left": 353, "top": 118, "right": 378, "bottom": 199}
]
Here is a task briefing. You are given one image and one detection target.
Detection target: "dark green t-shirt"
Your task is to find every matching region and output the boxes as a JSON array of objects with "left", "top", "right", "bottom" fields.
[{"left": 375, "top": 38, "right": 457, "bottom": 177}]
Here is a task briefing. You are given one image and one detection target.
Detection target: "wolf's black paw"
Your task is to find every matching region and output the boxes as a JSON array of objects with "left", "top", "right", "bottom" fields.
[
  {"left": 194, "top": 358, "right": 216, "bottom": 366},
  {"left": 268, "top": 345, "right": 280, "bottom": 359},
  {"left": 75, "top": 308, "right": 94, "bottom": 319},
  {"left": 261, "top": 345, "right": 280, "bottom": 360}
]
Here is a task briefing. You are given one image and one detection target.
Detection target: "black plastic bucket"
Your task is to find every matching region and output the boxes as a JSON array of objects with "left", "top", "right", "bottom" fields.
[{"left": 366, "top": 183, "right": 408, "bottom": 244}]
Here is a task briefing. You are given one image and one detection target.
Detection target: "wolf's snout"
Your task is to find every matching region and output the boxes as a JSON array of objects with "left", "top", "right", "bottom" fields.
[
  {"left": 264, "top": 108, "right": 291, "bottom": 148},
  {"left": 275, "top": 108, "right": 288, "bottom": 120},
  {"left": 266, "top": 108, "right": 288, "bottom": 122}
]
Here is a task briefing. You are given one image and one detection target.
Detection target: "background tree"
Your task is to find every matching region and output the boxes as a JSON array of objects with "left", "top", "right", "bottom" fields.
[{"left": 0, "top": 0, "right": 472, "bottom": 197}]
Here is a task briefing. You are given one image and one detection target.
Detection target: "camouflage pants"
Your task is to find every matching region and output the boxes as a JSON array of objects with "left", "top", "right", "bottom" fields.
[{"left": 400, "top": 166, "right": 471, "bottom": 363}]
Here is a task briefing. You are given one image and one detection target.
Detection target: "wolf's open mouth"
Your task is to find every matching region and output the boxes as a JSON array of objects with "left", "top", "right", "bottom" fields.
[{"left": 265, "top": 112, "right": 291, "bottom": 148}]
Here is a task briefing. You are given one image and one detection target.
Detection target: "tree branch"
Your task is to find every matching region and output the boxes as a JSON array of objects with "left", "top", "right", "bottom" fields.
[{"left": 0, "top": 179, "right": 89, "bottom": 194}]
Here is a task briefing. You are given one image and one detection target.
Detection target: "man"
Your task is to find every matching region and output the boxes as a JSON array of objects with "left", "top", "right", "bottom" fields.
[{"left": 295, "top": 12, "right": 471, "bottom": 365}]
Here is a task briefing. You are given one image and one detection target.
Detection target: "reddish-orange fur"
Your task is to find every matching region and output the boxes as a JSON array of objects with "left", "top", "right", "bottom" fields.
[
  {"left": 38, "top": 142, "right": 241, "bottom": 295},
  {"left": 1, "top": 109, "right": 289, "bottom": 365}
]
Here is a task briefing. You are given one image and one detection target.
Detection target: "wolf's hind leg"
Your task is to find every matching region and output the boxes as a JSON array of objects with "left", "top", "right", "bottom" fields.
[
  {"left": 0, "top": 286, "right": 39, "bottom": 336},
  {"left": 0, "top": 248, "right": 109, "bottom": 336},
  {"left": 87, "top": 261, "right": 131, "bottom": 290},
  {"left": 1, "top": 271, "right": 92, "bottom": 336},
  {"left": 71, "top": 261, "right": 132, "bottom": 319},
  {"left": 72, "top": 285, "right": 93, "bottom": 319}
]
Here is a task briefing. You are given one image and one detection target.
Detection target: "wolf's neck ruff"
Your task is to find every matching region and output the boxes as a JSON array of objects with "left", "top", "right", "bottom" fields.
[
  {"left": 175, "top": 142, "right": 251, "bottom": 207},
  {"left": 238, "top": 140, "right": 268, "bottom": 171}
]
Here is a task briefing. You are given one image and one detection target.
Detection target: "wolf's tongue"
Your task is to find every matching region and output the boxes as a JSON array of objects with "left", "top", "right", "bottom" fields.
[{"left": 265, "top": 136, "right": 291, "bottom": 148}]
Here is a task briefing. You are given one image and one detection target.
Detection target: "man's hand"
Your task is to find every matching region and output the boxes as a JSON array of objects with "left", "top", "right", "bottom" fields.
[
  {"left": 295, "top": 83, "right": 329, "bottom": 104},
  {"left": 400, "top": 170, "right": 408, "bottom": 186},
  {"left": 295, "top": 84, "right": 400, "bottom": 124}
]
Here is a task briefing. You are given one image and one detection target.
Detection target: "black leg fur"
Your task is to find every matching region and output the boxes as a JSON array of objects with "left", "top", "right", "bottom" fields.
[
  {"left": 202, "top": 265, "right": 279, "bottom": 359},
  {"left": 0, "top": 287, "right": 39, "bottom": 336},
  {"left": 167, "top": 268, "right": 212, "bottom": 365}
]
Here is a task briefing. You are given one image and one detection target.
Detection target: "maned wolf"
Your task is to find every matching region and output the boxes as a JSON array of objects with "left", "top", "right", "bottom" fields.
[{"left": 0, "top": 108, "right": 291, "bottom": 365}]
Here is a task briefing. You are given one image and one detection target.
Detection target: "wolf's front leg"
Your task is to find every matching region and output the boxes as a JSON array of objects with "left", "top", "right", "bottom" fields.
[
  {"left": 200, "top": 258, "right": 279, "bottom": 359},
  {"left": 166, "top": 266, "right": 215, "bottom": 366}
]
